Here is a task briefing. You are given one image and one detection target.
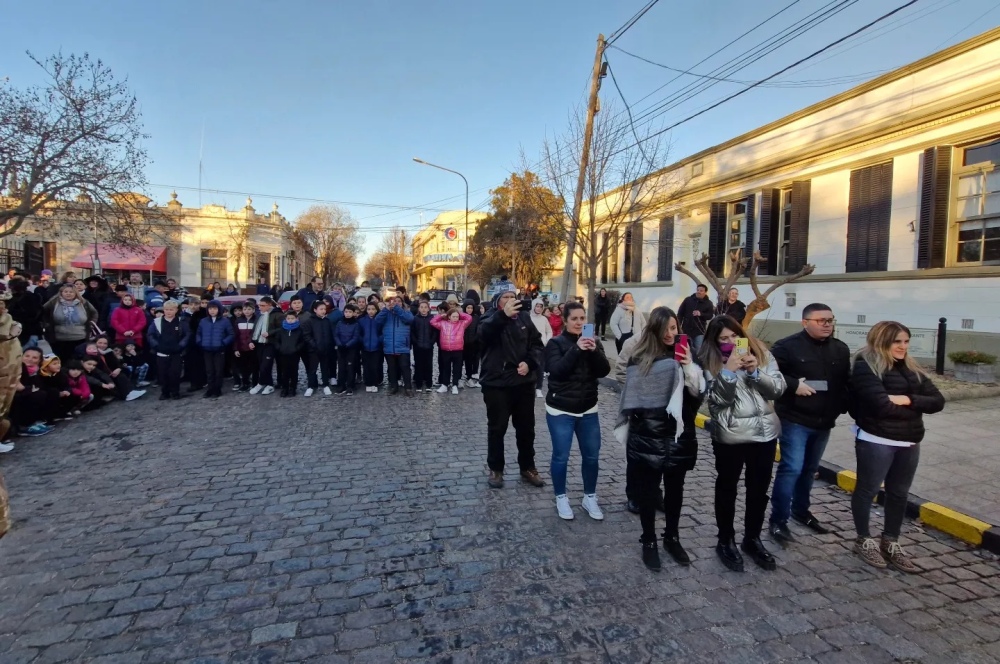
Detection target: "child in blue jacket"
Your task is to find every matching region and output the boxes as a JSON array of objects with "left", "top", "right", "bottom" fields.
[
  {"left": 333, "top": 303, "right": 362, "bottom": 395},
  {"left": 375, "top": 297, "right": 414, "bottom": 396},
  {"left": 358, "top": 301, "right": 383, "bottom": 392}
]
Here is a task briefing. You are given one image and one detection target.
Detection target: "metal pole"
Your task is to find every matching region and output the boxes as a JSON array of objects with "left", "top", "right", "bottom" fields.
[
  {"left": 936, "top": 317, "right": 947, "bottom": 375},
  {"left": 412, "top": 158, "right": 469, "bottom": 289}
]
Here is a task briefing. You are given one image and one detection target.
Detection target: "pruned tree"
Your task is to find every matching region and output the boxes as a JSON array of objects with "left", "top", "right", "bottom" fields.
[
  {"left": 367, "top": 227, "right": 411, "bottom": 286},
  {"left": 467, "top": 171, "right": 564, "bottom": 289},
  {"left": 224, "top": 216, "right": 251, "bottom": 289},
  {"left": 673, "top": 250, "right": 815, "bottom": 327},
  {"left": 539, "top": 100, "right": 686, "bottom": 318},
  {"left": 295, "top": 204, "right": 364, "bottom": 284},
  {"left": 0, "top": 51, "right": 149, "bottom": 242}
]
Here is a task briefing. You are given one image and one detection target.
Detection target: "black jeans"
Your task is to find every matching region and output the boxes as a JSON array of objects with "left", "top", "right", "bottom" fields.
[
  {"left": 362, "top": 349, "right": 384, "bottom": 387},
  {"left": 482, "top": 382, "right": 536, "bottom": 473},
  {"left": 256, "top": 344, "right": 276, "bottom": 386},
  {"left": 305, "top": 352, "right": 334, "bottom": 389},
  {"left": 203, "top": 351, "right": 226, "bottom": 395},
  {"left": 185, "top": 343, "right": 206, "bottom": 388},
  {"left": 413, "top": 347, "right": 434, "bottom": 388},
  {"left": 463, "top": 343, "right": 479, "bottom": 380},
  {"left": 50, "top": 339, "right": 84, "bottom": 364},
  {"left": 713, "top": 440, "right": 776, "bottom": 542},
  {"left": 156, "top": 353, "right": 183, "bottom": 397},
  {"left": 278, "top": 353, "right": 300, "bottom": 393},
  {"left": 385, "top": 353, "right": 412, "bottom": 391},
  {"left": 337, "top": 347, "right": 359, "bottom": 391},
  {"left": 234, "top": 348, "right": 257, "bottom": 387},
  {"left": 615, "top": 332, "right": 633, "bottom": 354},
  {"left": 633, "top": 465, "right": 687, "bottom": 543},
  {"left": 438, "top": 350, "right": 462, "bottom": 387},
  {"left": 596, "top": 311, "right": 609, "bottom": 338},
  {"left": 852, "top": 440, "right": 920, "bottom": 540}
]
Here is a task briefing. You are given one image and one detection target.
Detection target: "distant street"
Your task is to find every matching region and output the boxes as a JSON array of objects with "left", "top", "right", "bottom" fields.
[{"left": 2, "top": 381, "right": 998, "bottom": 663}]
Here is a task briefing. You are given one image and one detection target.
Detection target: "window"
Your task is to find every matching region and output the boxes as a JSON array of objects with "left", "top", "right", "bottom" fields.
[
  {"left": 729, "top": 201, "right": 747, "bottom": 257},
  {"left": 954, "top": 139, "right": 1000, "bottom": 265},
  {"left": 623, "top": 222, "right": 642, "bottom": 283},
  {"left": 201, "top": 249, "right": 227, "bottom": 283},
  {"left": 778, "top": 188, "right": 792, "bottom": 274}
]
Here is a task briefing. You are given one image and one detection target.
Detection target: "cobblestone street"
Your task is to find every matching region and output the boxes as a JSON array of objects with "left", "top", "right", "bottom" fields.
[{"left": 1, "top": 383, "right": 998, "bottom": 664}]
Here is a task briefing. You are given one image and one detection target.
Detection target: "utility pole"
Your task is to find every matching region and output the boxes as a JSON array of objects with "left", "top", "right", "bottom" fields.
[{"left": 559, "top": 34, "right": 606, "bottom": 305}]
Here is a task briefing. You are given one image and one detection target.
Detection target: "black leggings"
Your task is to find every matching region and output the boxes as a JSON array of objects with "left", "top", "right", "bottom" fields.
[
  {"left": 633, "top": 465, "right": 687, "bottom": 543},
  {"left": 362, "top": 349, "right": 383, "bottom": 387},
  {"left": 438, "top": 350, "right": 462, "bottom": 387},
  {"left": 713, "top": 440, "right": 776, "bottom": 542},
  {"left": 463, "top": 344, "right": 479, "bottom": 379},
  {"left": 385, "top": 353, "right": 411, "bottom": 391}
]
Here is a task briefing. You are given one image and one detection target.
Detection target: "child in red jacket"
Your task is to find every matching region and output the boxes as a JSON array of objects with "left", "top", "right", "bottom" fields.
[
  {"left": 429, "top": 307, "right": 472, "bottom": 394},
  {"left": 110, "top": 293, "right": 147, "bottom": 348}
]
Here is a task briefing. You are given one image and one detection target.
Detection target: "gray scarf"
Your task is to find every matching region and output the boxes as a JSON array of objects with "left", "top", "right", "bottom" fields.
[{"left": 614, "top": 357, "right": 685, "bottom": 445}]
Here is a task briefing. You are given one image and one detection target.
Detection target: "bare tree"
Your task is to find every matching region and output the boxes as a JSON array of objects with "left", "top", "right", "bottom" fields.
[
  {"left": 0, "top": 51, "right": 149, "bottom": 242},
  {"left": 674, "top": 250, "right": 815, "bottom": 327},
  {"left": 295, "top": 205, "right": 364, "bottom": 284},
  {"left": 375, "top": 226, "right": 411, "bottom": 287},
  {"left": 221, "top": 216, "right": 251, "bottom": 289},
  {"left": 538, "top": 101, "right": 685, "bottom": 318}
]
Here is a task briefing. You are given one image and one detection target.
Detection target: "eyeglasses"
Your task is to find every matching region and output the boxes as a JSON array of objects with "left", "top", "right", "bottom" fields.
[{"left": 805, "top": 318, "right": 836, "bottom": 326}]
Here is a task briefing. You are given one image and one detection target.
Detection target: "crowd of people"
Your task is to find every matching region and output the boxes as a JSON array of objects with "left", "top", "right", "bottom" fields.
[{"left": 1, "top": 269, "right": 946, "bottom": 578}]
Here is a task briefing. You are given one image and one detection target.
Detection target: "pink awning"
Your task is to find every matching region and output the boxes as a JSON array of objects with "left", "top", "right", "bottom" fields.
[{"left": 70, "top": 244, "right": 167, "bottom": 272}]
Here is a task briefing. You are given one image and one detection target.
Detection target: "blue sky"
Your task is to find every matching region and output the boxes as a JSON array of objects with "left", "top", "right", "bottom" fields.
[{"left": 4, "top": 0, "right": 999, "bottom": 264}]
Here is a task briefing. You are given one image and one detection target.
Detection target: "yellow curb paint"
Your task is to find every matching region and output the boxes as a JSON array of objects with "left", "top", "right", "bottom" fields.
[
  {"left": 837, "top": 470, "right": 858, "bottom": 493},
  {"left": 695, "top": 414, "right": 710, "bottom": 429},
  {"left": 920, "top": 503, "right": 990, "bottom": 547}
]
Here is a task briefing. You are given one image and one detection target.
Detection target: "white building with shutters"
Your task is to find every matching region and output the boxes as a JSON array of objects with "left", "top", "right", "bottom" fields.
[{"left": 588, "top": 27, "right": 1000, "bottom": 359}]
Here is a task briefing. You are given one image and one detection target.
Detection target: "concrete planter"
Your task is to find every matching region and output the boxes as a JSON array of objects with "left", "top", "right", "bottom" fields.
[{"left": 953, "top": 362, "right": 997, "bottom": 384}]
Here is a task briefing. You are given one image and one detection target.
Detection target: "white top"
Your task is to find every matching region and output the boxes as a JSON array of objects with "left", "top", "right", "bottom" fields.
[
  {"left": 545, "top": 403, "right": 599, "bottom": 418},
  {"left": 851, "top": 424, "right": 915, "bottom": 448}
]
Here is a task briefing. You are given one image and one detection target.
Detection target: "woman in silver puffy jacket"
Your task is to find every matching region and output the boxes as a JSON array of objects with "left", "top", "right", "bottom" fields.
[{"left": 701, "top": 315, "right": 786, "bottom": 573}]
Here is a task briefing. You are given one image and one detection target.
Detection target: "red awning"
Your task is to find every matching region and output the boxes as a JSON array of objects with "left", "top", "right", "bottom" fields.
[{"left": 70, "top": 244, "right": 168, "bottom": 272}]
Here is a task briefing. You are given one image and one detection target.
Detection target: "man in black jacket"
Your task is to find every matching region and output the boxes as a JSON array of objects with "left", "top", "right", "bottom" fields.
[
  {"left": 479, "top": 291, "right": 545, "bottom": 489},
  {"left": 768, "top": 302, "right": 851, "bottom": 542},
  {"left": 676, "top": 284, "right": 714, "bottom": 353}
]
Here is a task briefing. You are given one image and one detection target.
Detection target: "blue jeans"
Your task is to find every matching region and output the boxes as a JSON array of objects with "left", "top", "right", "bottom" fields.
[
  {"left": 546, "top": 412, "right": 601, "bottom": 496},
  {"left": 770, "top": 420, "right": 830, "bottom": 525},
  {"left": 691, "top": 335, "right": 705, "bottom": 354}
]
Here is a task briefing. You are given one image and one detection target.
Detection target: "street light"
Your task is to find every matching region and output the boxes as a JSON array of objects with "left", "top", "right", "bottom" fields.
[{"left": 412, "top": 157, "right": 469, "bottom": 291}]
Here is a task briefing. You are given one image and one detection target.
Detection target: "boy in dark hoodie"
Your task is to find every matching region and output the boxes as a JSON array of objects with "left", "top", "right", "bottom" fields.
[
  {"left": 410, "top": 300, "right": 438, "bottom": 392},
  {"left": 275, "top": 310, "right": 305, "bottom": 397},
  {"left": 333, "top": 303, "right": 362, "bottom": 395},
  {"left": 233, "top": 302, "right": 258, "bottom": 392},
  {"left": 462, "top": 299, "right": 481, "bottom": 388}
]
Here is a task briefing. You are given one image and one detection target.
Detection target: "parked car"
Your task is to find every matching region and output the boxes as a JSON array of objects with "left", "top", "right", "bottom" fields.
[
  {"left": 277, "top": 290, "right": 295, "bottom": 312},
  {"left": 425, "top": 289, "right": 460, "bottom": 310},
  {"left": 215, "top": 294, "right": 265, "bottom": 309}
]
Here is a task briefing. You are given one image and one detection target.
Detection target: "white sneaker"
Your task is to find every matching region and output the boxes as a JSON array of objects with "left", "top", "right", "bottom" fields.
[
  {"left": 261, "top": 385, "right": 275, "bottom": 395},
  {"left": 371, "top": 386, "right": 378, "bottom": 393},
  {"left": 556, "top": 495, "right": 574, "bottom": 520},
  {"left": 436, "top": 384, "right": 448, "bottom": 393},
  {"left": 330, "top": 378, "right": 337, "bottom": 386},
  {"left": 536, "top": 389, "right": 543, "bottom": 398},
  {"left": 249, "top": 384, "right": 263, "bottom": 395},
  {"left": 0, "top": 442, "right": 14, "bottom": 453},
  {"left": 304, "top": 388, "right": 314, "bottom": 397},
  {"left": 469, "top": 379, "right": 480, "bottom": 388},
  {"left": 125, "top": 390, "right": 146, "bottom": 401},
  {"left": 323, "top": 386, "right": 332, "bottom": 396},
  {"left": 581, "top": 494, "right": 604, "bottom": 521},
  {"left": 451, "top": 385, "right": 459, "bottom": 395},
  {"left": 137, "top": 381, "right": 151, "bottom": 387}
]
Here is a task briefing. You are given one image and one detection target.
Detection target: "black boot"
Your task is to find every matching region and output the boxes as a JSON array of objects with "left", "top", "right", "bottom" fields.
[
  {"left": 716, "top": 538, "right": 744, "bottom": 572},
  {"left": 663, "top": 536, "right": 691, "bottom": 566},
  {"left": 625, "top": 499, "right": 640, "bottom": 515},
  {"left": 641, "top": 541, "right": 661, "bottom": 572},
  {"left": 741, "top": 537, "right": 777, "bottom": 571}
]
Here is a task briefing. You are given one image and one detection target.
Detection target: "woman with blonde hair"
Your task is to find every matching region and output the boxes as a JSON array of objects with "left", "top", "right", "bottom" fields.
[
  {"left": 849, "top": 321, "right": 944, "bottom": 572},
  {"left": 701, "top": 315, "right": 785, "bottom": 573}
]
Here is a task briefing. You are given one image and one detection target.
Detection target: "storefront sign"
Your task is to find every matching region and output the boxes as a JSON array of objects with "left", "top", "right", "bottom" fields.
[
  {"left": 444, "top": 227, "right": 458, "bottom": 241},
  {"left": 422, "top": 253, "right": 464, "bottom": 264},
  {"left": 834, "top": 324, "right": 937, "bottom": 358}
]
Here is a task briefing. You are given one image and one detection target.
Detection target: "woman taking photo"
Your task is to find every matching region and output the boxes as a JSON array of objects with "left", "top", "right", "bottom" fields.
[
  {"left": 849, "top": 321, "right": 944, "bottom": 573},
  {"left": 701, "top": 315, "right": 786, "bottom": 573},
  {"left": 545, "top": 302, "right": 610, "bottom": 521},
  {"left": 615, "top": 307, "right": 705, "bottom": 571}
]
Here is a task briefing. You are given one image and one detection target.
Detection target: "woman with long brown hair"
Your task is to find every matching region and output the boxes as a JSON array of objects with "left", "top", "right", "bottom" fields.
[
  {"left": 701, "top": 315, "right": 785, "bottom": 573},
  {"left": 849, "top": 321, "right": 944, "bottom": 572}
]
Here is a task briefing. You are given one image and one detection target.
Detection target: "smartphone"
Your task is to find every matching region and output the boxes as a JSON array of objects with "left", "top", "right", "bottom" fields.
[
  {"left": 675, "top": 334, "right": 689, "bottom": 361},
  {"left": 582, "top": 324, "right": 594, "bottom": 339},
  {"left": 735, "top": 338, "right": 750, "bottom": 355},
  {"left": 803, "top": 380, "right": 829, "bottom": 391}
]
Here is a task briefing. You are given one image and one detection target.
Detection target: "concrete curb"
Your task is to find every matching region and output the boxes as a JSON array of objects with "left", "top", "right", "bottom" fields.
[{"left": 599, "top": 378, "right": 1000, "bottom": 553}]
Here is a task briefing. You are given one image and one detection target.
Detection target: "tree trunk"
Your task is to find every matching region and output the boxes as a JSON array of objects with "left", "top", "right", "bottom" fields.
[
  {"left": 742, "top": 297, "right": 771, "bottom": 328},
  {"left": 585, "top": 275, "right": 597, "bottom": 323}
]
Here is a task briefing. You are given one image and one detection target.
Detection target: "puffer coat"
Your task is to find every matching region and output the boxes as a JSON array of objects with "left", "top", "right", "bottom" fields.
[
  {"left": 849, "top": 357, "right": 944, "bottom": 443},
  {"left": 625, "top": 356, "right": 705, "bottom": 471},
  {"left": 544, "top": 332, "right": 610, "bottom": 413},
  {"left": 707, "top": 351, "right": 786, "bottom": 444}
]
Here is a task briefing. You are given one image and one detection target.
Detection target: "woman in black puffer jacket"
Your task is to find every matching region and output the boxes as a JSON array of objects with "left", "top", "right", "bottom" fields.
[
  {"left": 849, "top": 321, "right": 944, "bottom": 574},
  {"left": 544, "top": 301, "right": 610, "bottom": 522},
  {"left": 615, "top": 307, "right": 705, "bottom": 572}
]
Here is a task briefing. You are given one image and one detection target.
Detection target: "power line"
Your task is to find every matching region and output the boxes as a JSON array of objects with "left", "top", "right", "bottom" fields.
[
  {"left": 607, "top": 0, "right": 662, "bottom": 45},
  {"left": 147, "top": 183, "right": 450, "bottom": 213},
  {"left": 614, "top": 0, "right": 923, "bottom": 157}
]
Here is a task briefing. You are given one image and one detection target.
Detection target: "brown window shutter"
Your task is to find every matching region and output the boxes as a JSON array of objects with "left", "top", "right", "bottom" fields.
[
  {"left": 787, "top": 181, "right": 811, "bottom": 273},
  {"left": 917, "top": 146, "right": 952, "bottom": 269},
  {"left": 708, "top": 202, "right": 727, "bottom": 275},
  {"left": 846, "top": 163, "right": 893, "bottom": 272},
  {"left": 758, "top": 189, "right": 780, "bottom": 275},
  {"left": 629, "top": 221, "right": 643, "bottom": 283},
  {"left": 600, "top": 232, "right": 608, "bottom": 283},
  {"left": 743, "top": 194, "right": 756, "bottom": 276},
  {"left": 657, "top": 217, "right": 674, "bottom": 281}
]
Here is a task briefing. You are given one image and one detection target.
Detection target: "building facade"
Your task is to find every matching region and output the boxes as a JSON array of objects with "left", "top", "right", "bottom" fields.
[
  {"left": 2, "top": 192, "right": 315, "bottom": 292},
  {"left": 585, "top": 28, "right": 1000, "bottom": 359},
  {"left": 411, "top": 210, "right": 487, "bottom": 292}
]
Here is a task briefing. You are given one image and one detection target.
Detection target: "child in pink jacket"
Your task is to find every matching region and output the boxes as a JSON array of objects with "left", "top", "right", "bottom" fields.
[
  {"left": 110, "top": 293, "right": 147, "bottom": 348},
  {"left": 430, "top": 307, "right": 472, "bottom": 394}
]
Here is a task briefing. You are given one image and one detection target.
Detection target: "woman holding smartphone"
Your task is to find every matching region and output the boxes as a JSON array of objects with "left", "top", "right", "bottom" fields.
[
  {"left": 615, "top": 307, "right": 705, "bottom": 571},
  {"left": 544, "top": 302, "right": 611, "bottom": 521},
  {"left": 849, "top": 321, "right": 944, "bottom": 572},
  {"left": 701, "top": 315, "right": 786, "bottom": 573}
]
